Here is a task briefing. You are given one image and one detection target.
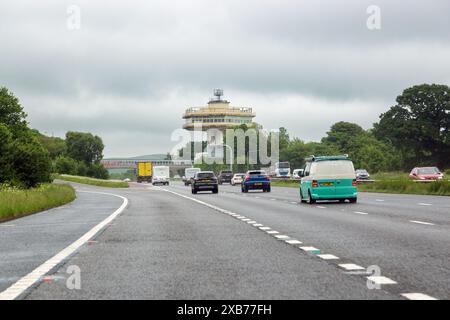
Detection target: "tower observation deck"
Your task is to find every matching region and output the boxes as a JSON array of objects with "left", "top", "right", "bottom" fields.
[{"left": 182, "top": 89, "right": 256, "bottom": 131}]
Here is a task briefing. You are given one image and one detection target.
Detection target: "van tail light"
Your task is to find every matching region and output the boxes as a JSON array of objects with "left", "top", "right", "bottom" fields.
[
  {"left": 312, "top": 180, "right": 318, "bottom": 188},
  {"left": 352, "top": 179, "right": 357, "bottom": 186}
]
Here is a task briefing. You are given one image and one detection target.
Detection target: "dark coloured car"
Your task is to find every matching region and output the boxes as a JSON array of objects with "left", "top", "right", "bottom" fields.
[
  {"left": 192, "top": 171, "right": 219, "bottom": 194},
  {"left": 241, "top": 170, "right": 271, "bottom": 193},
  {"left": 355, "top": 169, "right": 370, "bottom": 180},
  {"left": 218, "top": 170, "right": 233, "bottom": 184}
]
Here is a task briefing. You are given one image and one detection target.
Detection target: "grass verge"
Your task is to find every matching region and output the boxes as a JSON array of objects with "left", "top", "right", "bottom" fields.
[
  {"left": 56, "top": 174, "right": 129, "bottom": 188},
  {"left": 358, "top": 179, "right": 450, "bottom": 196},
  {"left": 0, "top": 184, "right": 76, "bottom": 223},
  {"left": 271, "top": 176, "right": 450, "bottom": 196}
]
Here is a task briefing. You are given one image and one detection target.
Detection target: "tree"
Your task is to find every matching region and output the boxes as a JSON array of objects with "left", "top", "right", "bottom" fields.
[
  {"left": 9, "top": 135, "right": 52, "bottom": 188},
  {"left": 87, "top": 163, "right": 109, "bottom": 179},
  {"left": 55, "top": 156, "right": 78, "bottom": 175},
  {"left": 0, "top": 87, "right": 28, "bottom": 136},
  {"left": 37, "top": 133, "right": 66, "bottom": 159},
  {"left": 65, "top": 131, "right": 104, "bottom": 164},
  {"left": 0, "top": 124, "right": 13, "bottom": 183},
  {"left": 373, "top": 84, "right": 450, "bottom": 169},
  {"left": 321, "top": 121, "right": 364, "bottom": 151}
]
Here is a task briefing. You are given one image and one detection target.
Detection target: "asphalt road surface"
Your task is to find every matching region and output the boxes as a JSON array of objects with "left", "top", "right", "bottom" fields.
[{"left": 1, "top": 181, "right": 448, "bottom": 300}]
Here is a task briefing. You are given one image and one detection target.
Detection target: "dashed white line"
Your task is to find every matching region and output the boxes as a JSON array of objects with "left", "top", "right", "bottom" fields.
[
  {"left": 247, "top": 220, "right": 257, "bottom": 224},
  {"left": 317, "top": 254, "right": 339, "bottom": 260},
  {"left": 285, "top": 240, "right": 302, "bottom": 245},
  {"left": 354, "top": 211, "right": 369, "bottom": 215},
  {"left": 0, "top": 191, "right": 128, "bottom": 301},
  {"left": 375, "top": 199, "right": 385, "bottom": 202},
  {"left": 253, "top": 223, "right": 264, "bottom": 227},
  {"left": 339, "top": 263, "right": 365, "bottom": 271},
  {"left": 274, "top": 235, "right": 290, "bottom": 240},
  {"left": 266, "top": 230, "right": 279, "bottom": 234},
  {"left": 300, "top": 246, "right": 321, "bottom": 253},
  {"left": 401, "top": 293, "right": 438, "bottom": 300},
  {"left": 259, "top": 227, "right": 271, "bottom": 231},
  {"left": 417, "top": 203, "right": 432, "bottom": 206},
  {"left": 316, "top": 206, "right": 326, "bottom": 209},
  {"left": 367, "top": 276, "right": 397, "bottom": 285},
  {"left": 410, "top": 220, "right": 435, "bottom": 226}
]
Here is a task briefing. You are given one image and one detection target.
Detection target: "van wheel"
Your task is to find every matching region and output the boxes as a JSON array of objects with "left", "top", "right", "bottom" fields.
[
  {"left": 308, "top": 190, "right": 316, "bottom": 204},
  {"left": 349, "top": 198, "right": 357, "bottom": 203}
]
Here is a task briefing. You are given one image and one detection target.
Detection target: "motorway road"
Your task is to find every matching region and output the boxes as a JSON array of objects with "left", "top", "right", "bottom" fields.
[{"left": 0, "top": 181, "right": 449, "bottom": 300}]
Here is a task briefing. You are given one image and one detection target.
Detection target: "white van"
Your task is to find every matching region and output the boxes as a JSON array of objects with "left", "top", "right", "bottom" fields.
[
  {"left": 183, "top": 167, "right": 201, "bottom": 186},
  {"left": 152, "top": 166, "right": 170, "bottom": 185}
]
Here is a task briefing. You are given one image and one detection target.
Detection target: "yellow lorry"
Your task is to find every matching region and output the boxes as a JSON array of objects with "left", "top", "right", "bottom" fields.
[{"left": 136, "top": 161, "right": 153, "bottom": 183}]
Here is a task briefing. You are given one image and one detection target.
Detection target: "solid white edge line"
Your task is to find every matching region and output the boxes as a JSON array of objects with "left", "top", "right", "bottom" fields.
[{"left": 0, "top": 191, "right": 128, "bottom": 301}]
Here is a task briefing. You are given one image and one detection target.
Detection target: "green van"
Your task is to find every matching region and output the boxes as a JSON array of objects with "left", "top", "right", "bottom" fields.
[{"left": 299, "top": 155, "right": 357, "bottom": 204}]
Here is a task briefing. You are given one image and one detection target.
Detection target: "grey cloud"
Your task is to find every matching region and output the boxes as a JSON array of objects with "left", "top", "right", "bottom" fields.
[{"left": 1, "top": 0, "right": 449, "bottom": 156}]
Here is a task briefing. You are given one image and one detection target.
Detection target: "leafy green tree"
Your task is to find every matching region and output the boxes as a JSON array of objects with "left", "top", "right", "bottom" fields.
[
  {"left": 373, "top": 84, "right": 450, "bottom": 169},
  {"left": 55, "top": 156, "right": 78, "bottom": 175},
  {"left": 321, "top": 122, "right": 364, "bottom": 151},
  {"left": 0, "top": 124, "right": 13, "bottom": 183},
  {"left": 37, "top": 133, "right": 66, "bottom": 159},
  {"left": 87, "top": 163, "right": 109, "bottom": 179},
  {"left": 0, "top": 87, "right": 28, "bottom": 136},
  {"left": 10, "top": 135, "right": 52, "bottom": 188},
  {"left": 65, "top": 131, "right": 104, "bottom": 164}
]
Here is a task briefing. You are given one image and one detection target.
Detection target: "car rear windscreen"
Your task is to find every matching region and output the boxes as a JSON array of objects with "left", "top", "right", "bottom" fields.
[
  {"left": 249, "top": 171, "right": 265, "bottom": 175},
  {"left": 197, "top": 172, "right": 215, "bottom": 179}
]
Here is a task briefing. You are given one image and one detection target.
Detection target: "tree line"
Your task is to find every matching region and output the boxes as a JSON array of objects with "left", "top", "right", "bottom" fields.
[
  {"left": 0, "top": 87, "right": 108, "bottom": 188},
  {"left": 192, "top": 84, "right": 449, "bottom": 174}
]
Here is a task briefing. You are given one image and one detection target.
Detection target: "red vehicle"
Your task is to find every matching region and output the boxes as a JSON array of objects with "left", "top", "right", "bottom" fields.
[{"left": 409, "top": 167, "right": 444, "bottom": 181}]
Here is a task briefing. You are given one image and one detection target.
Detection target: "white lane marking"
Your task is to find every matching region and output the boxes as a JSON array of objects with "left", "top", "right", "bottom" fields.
[
  {"left": 375, "top": 199, "right": 384, "bottom": 202},
  {"left": 410, "top": 220, "right": 435, "bottom": 226},
  {"left": 241, "top": 218, "right": 251, "bottom": 222},
  {"left": 367, "top": 276, "right": 397, "bottom": 285},
  {"left": 316, "top": 206, "right": 326, "bottom": 209},
  {"left": 317, "top": 254, "right": 339, "bottom": 260},
  {"left": 0, "top": 224, "right": 15, "bottom": 227},
  {"left": 253, "top": 223, "right": 264, "bottom": 227},
  {"left": 290, "top": 201, "right": 297, "bottom": 204},
  {"left": 285, "top": 240, "right": 302, "bottom": 245},
  {"left": 270, "top": 199, "right": 276, "bottom": 201},
  {"left": 246, "top": 220, "right": 257, "bottom": 224},
  {"left": 354, "top": 211, "right": 369, "bottom": 215},
  {"left": 339, "top": 263, "right": 365, "bottom": 271},
  {"left": 401, "top": 293, "right": 438, "bottom": 300},
  {"left": 259, "top": 227, "right": 271, "bottom": 230},
  {"left": 417, "top": 203, "right": 432, "bottom": 206},
  {"left": 254, "top": 196, "right": 260, "bottom": 199},
  {"left": 274, "top": 235, "right": 290, "bottom": 240},
  {"left": 266, "top": 230, "right": 279, "bottom": 234},
  {"left": 0, "top": 191, "right": 128, "bottom": 301},
  {"left": 300, "top": 246, "right": 320, "bottom": 253}
]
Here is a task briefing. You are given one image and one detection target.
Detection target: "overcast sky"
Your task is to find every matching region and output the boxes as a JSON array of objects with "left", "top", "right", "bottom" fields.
[{"left": 1, "top": 0, "right": 449, "bottom": 157}]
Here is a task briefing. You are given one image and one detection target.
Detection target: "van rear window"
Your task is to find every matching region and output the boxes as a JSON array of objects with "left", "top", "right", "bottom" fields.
[{"left": 312, "top": 160, "right": 354, "bottom": 175}]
